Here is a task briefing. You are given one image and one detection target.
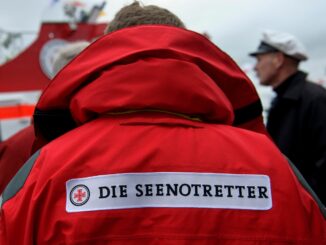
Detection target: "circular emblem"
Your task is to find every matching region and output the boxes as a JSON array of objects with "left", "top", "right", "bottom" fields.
[
  {"left": 39, "top": 39, "right": 68, "bottom": 79},
  {"left": 70, "top": 184, "right": 90, "bottom": 206}
]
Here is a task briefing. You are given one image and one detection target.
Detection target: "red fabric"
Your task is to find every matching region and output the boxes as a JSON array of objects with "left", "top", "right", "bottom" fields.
[
  {"left": 0, "top": 126, "right": 47, "bottom": 194},
  {"left": 1, "top": 115, "right": 325, "bottom": 244},
  {"left": 0, "top": 126, "right": 34, "bottom": 193},
  {"left": 1, "top": 26, "right": 325, "bottom": 244},
  {"left": 37, "top": 25, "right": 265, "bottom": 132}
]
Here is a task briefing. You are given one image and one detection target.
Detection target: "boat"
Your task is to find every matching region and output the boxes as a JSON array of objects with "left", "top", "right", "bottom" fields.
[{"left": 0, "top": 1, "right": 106, "bottom": 140}]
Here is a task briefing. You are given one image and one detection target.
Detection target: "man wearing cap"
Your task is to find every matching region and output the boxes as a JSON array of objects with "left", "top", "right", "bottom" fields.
[{"left": 250, "top": 30, "right": 326, "bottom": 205}]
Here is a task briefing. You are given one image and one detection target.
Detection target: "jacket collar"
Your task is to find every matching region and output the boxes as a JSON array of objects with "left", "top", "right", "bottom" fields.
[{"left": 274, "top": 71, "right": 307, "bottom": 101}]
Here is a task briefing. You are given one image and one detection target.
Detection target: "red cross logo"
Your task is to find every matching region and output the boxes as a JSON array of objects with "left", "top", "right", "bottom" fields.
[
  {"left": 70, "top": 185, "right": 90, "bottom": 206},
  {"left": 74, "top": 188, "right": 86, "bottom": 202}
]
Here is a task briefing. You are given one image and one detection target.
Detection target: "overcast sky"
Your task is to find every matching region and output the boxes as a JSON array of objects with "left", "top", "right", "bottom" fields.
[{"left": 1, "top": 0, "right": 326, "bottom": 82}]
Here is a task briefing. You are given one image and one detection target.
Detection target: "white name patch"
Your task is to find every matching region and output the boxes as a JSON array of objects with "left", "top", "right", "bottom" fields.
[{"left": 66, "top": 172, "right": 272, "bottom": 213}]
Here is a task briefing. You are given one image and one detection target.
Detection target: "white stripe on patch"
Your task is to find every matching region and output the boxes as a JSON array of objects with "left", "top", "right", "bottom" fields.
[{"left": 66, "top": 172, "right": 272, "bottom": 213}]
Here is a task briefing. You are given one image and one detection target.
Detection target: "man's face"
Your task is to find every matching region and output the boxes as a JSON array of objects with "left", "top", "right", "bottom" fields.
[{"left": 254, "top": 52, "right": 280, "bottom": 87}]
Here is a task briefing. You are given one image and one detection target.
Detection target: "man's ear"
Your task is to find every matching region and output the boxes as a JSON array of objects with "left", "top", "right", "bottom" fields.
[{"left": 273, "top": 52, "right": 285, "bottom": 69}]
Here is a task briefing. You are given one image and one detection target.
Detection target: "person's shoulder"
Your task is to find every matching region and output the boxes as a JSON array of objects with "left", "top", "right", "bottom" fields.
[
  {"left": 303, "top": 80, "right": 326, "bottom": 100},
  {"left": 305, "top": 80, "right": 326, "bottom": 92},
  {"left": 300, "top": 80, "right": 326, "bottom": 114}
]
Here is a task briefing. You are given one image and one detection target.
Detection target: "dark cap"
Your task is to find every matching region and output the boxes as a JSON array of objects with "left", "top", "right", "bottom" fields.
[{"left": 249, "top": 42, "right": 279, "bottom": 57}]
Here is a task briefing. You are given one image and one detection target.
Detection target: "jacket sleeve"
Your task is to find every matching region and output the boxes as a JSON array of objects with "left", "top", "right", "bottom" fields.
[
  {"left": 0, "top": 150, "right": 41, "bottom": 245},
  {"left": 0, "top": 125, "right": 35, "bottom": 194},
  {"left": 308, "top": 94, "right": 326, "bottom": 204}
]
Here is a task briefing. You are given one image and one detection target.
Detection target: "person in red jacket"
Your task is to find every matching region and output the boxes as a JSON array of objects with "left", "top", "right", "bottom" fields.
[
  {"left": 0, "top": 41, "right": 90, "bottom": 195},
  {"left": 1, "top": 2, "right": 325, "bottom": 244}
]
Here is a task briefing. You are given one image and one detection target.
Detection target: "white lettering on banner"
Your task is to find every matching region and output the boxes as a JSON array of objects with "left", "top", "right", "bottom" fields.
[{"left": 66, "top": 172, "right": 272, "bottom": 213}]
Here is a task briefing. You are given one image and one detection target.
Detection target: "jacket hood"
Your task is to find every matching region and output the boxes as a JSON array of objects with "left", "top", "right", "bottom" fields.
[{"left": 34, "top": 25, "right": 266, "bottom": 141}]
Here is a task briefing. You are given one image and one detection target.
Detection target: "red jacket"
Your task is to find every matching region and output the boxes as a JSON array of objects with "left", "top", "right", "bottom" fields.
[
  {"left": 0, "top": 125, "right": 47, "bottom": 194},
  {"left": 1, "top": 25, "right": 325, "bottom": 245},
  {"left": 0, "top": 125, "right": 34, "bottom": 193}
]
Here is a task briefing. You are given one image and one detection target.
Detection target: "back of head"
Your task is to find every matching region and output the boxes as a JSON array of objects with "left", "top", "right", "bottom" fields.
[
  {"left": 52, "top": 41, "right": 90, "bottom": 77},
  {"left": 104, "top": 1, "right": 185, "bottom": 34}
]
